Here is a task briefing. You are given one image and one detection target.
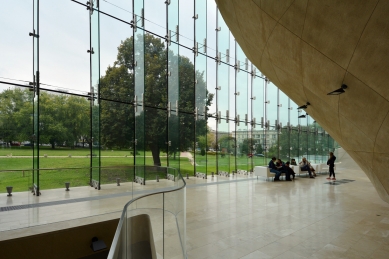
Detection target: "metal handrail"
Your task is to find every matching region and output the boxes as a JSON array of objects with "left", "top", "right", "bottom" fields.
[{"left": 107, "top": 167, "right": 186, "bottom": 259}]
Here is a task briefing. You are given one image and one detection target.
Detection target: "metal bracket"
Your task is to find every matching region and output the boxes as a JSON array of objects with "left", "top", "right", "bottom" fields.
[
  {"left": 141, "top": 8, "right": 145, "bottom": 27},
  {"left": 29, "top": 32, "right": 39, "bottom": 38},
  {"left": 194, "top": 107, "right": 198, "bottom": 121},
  {"left": 87, "top": 47, "right": 95, "bottom": 54},
  {"left": 235, "top": 61, "right": 240, "bottom": 72},
  {"left": 167, "top": 30, "right": 171, "bottom": 45},
  {"left": 251, "top": 67, "right": 256, "bottom": 77},
  {"left": 176, "top": 25, "right": 179, "bottom": 42},
  {"left": 193, "top": 42, "right": 198, "bottom": 56}
]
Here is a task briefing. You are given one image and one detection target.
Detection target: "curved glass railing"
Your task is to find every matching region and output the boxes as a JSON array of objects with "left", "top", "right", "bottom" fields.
[
  {"left": 0, "top": 165, "right": 185, "bottom": 240},
  {"left": 107, "top": 167, "right": 186, "bottom": 259}
]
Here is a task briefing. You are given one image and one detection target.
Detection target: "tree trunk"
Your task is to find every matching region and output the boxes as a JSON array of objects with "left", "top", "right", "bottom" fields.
[
  {"left": 150, "top": 144, "right": 161, "bottom": 166},
  {"left": 51, "top": 142, "right": 55, "bottom": 149}
]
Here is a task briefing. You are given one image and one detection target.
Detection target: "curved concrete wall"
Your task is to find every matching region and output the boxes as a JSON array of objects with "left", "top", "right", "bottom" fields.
[{"left": 216, "top": 0, "right": 389, "bottom": 203}]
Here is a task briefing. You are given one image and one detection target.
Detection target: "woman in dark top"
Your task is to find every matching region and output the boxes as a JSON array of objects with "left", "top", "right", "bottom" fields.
[{"left": 326, "top": 152, "right": 336, "bottom": 180}]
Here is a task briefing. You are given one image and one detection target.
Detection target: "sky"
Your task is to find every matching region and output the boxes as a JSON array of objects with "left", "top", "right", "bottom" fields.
[{"left": 0, "top": 0, "right": 301, "bottom": 130}]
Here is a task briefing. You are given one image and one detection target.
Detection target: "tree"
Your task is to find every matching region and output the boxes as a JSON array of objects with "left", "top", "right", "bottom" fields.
[
  {"left": 255, "top": 143, "right": 263, "bottom": 154},
  {"left": 240, "top": 138, "right": 256, "bottom": 155},
  {"left": 0, "top": 87, "right": 33, "bottom": 145},
  {"left": 99, "top": 34, "right": 213, "bottom": 165},
  {"left": 39, "top": 92, "right": 89, "bottom": 149}
]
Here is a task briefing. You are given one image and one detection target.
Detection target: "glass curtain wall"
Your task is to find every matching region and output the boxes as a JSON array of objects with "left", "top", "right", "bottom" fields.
[{"left": 0, "top": 0, "right": 341, "bottom": 194}]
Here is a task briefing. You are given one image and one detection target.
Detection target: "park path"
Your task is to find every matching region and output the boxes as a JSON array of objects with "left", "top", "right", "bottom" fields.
[{"left": 180, "top": 152, "right": 197, "bottom": 166}]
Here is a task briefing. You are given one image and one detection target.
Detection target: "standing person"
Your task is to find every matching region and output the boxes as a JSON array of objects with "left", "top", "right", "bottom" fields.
[
  {"left": 299, "top": 157, "right": 314, "bottom": 178},
  {"left": 326, "top": 152, "right": 337, "bottom": 180},
  {"left": 268, "top": 157, "right": 281, "bottom": 181}
]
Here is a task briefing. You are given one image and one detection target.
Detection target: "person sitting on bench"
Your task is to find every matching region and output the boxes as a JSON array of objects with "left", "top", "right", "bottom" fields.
[
  {"left": 290, "top": 159, "right": 297, "bottom": 166},
  {"left": 283, "top": 161, "right": 295, "bottom": 181},
  {"left": 268, "top": 157, "right": 281, "bottom": 181},
  {"left": 299, "top": 157, "right": 314, "bottom": 178}
]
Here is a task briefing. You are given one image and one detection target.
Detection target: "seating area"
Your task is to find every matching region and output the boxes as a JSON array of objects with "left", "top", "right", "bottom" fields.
[{"left": 253, "top": 163, "right": 337, "bottom": 181}]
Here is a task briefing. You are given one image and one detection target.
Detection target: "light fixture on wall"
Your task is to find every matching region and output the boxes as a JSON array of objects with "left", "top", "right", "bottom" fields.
[
  {"left": 298, "top": 113, "right": 308, "bottom": 118},
  {"left": 297, "top": 102, "right": 310, "bottom": 109},
  {"left": 327, "top": 84, "right": 347, "bottom": 95}
]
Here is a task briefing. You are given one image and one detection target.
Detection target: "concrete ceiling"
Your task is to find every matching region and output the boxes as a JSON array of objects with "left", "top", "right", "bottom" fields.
[{"left": 216, "top": 0, "right": 389, "bottom": 203}]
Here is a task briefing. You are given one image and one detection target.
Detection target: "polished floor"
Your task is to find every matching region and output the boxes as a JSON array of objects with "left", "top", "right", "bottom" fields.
[{"left": 1, "top": 153, "right": 389, "bottom": 258}]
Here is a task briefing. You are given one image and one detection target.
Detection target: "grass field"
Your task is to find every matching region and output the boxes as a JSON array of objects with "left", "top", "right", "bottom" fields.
[{"left": 0, "top": 147, "right": 268, "bottom": 193}]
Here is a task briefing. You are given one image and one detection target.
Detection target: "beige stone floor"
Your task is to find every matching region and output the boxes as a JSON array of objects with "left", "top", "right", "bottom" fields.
[{"left": 1, "top": 160, "right": 389, "bottom": 258}]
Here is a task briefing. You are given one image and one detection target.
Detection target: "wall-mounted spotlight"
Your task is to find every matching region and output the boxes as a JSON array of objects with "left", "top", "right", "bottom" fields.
[
  {"left": 297, "top": 102, "right": 310, "bottom": 109},
  {"left": 298, "top": 113, "right": 308, "bottom": 118},
  {"left": 327, "top": 84, "right": 347, "bottom": 95}
]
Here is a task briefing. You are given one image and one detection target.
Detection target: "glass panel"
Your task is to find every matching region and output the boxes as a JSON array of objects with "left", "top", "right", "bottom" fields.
[
  {"left": 39, "top": 1, "right": 89, "bottom": 94},
  {"left": 179, "top": 112, "right": 194, "bottom": 177},
  {"left": 216, "top": 10, "right": 230, "bottom": 176},
  {"left": 278, "top": 91, "right": 289, "bottom": 162},
  {"left": 144, "top": 107, "right": 168, "bottom": 168},
  {"left": 235, "top": 44, "right": 249, "bottom": 174},
  {"left": 178, "top": 0, "right": 193, "bottom": 48},
  {"left": 38, "top": 90, "right": 90, "bottom": 190},
  {"left": 144, "top": 0, "right": 166, "bottom": 38},
  {"left": 0, "top": 2, "right": 32, "bottom": 83},
  {"left": 134, "top": 0, "right": 145, "bottom": 184},
  {"left": 90, "top": 0, "right": 101, "bottom": 189},
  {"left": 217, "top": 119, "right": 230, "bottom": 175},
  {"left": 99, "top": 99, "right": 135, "bottom": 167},
  {"left": 279, "top": 125, "right": 290, "bottom": 162},
  {"left": 168, "top": 0, "right": 179, "bottom": 171},
  {"left": 195, "top": 114, "right": 207, "bottom": 177},
  {"left": 194, "top": 0, "right": 208, "bottom": 178},
  {"left": 0, "top": 85, "right": 33, "bottom": 193},
  {"left": 100, "top": 0, "right": 132, "bottom": 23},
  {"left": 179, "top": 47, "right": 195, "bottom": 114},
  {"left": 164, "top": 169, "right": 186, "bottom": 258},
  {"left": 290, "top": 127, "right": 299, "bottom": 164},
  {"left": 252, "top": 70, "right": 265, "bottom": 166},
  {"left": 265, "top": 82, "right": 278, "bottom": 160},
  {"left": 307, "top": 115, "right": 312, "bottom": 162},
  {"left": 207, "top": 1, "right": 216, "bottom": 61},
  {"left": 298, "top": 114, "right": 308, "bottom": 162},
  {"left": 32, "top": 0, "right": 40, "bottom": 195}
]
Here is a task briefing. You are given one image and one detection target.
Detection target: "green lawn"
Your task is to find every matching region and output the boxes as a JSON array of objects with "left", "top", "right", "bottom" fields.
[
  {"left": 0, "top": 155, "right": 188, "bottom": 193},
  {"left": 0, "top": 148, "right": 268, "bottom": 193},
  {"left": 0, "top": 146, "right": 153, "bottom": 157}
]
